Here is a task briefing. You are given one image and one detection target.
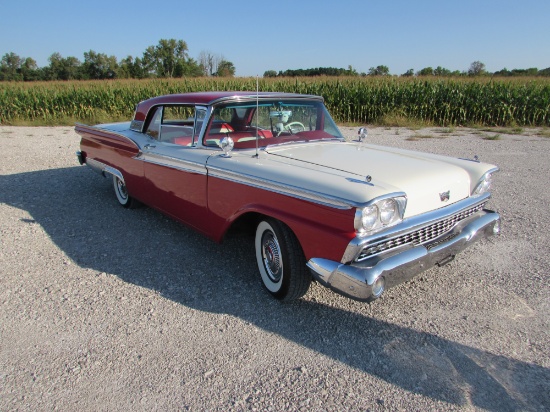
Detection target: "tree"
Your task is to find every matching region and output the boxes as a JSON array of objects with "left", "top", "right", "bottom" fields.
[
  {"left": 47, "top": 52, "right": 81, "bottom": 80},
  {"left": 0, "top": 52, "right": 23, "bottom": 81},
  {"left": 434, "top": 66, "right": 452, "bottom": 76},
  {"left": 417, "top": 67, "right": 434, "bottom": 76},
  {"left": 198, "top": 50, "right": 225, "bottom": 76},
  {"left": 402, "top": 68, "right": 415, "bottom": 77},
  {"left": 346, "top": 65, "right": 358, "bottom": 76},
  {"left": 143, "top": 39, "right": 198, "bottom": 77},
  {"left": 468, "top": 61, "right": 486, "bottom": 76},
  {"left": 214, "top": 60, "right": 236, "bottom": 77},
  {"left": 20, "top": 57, "right": 40, "bottom": 81},
  {"left": 263, "top": 70, "right": 277, "bottom": 78},
  {"left": 368, "top": 65, "right": 390, "bottom": 76},
  {"left": 82, "top": 50, "right": 118, "bottom": 79},
  {"left": 118, "top": 56, "right": 147, "bottom": 79}
]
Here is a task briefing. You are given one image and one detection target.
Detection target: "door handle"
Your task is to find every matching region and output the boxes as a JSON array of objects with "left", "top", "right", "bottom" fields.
[{"left": 144, "top": 144, "right": 156, "bottom": 150}]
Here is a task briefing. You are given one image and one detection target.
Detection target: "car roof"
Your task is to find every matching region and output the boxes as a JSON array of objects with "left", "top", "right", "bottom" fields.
[{"left": 132, "top": 91, "right": 323, "bottom": 123}]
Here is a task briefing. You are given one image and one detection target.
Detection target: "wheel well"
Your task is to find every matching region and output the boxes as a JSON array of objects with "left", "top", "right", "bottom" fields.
[
  {"left": 223, "top": 212, "right": 306, "bottom": 260},
  {"left": 224, "top": 212, "right": 264, "bottom": 238}
]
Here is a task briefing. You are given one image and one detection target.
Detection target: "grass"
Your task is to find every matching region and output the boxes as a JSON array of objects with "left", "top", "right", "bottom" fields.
[
  {"left": 405, "top": 133, "right": 441, "bottom": 141},
  {"left": 483, "top": 134, "right": 501, "bottom": 140},
  {"left": 438, "top": 127, "right": 456, "bottom": 134},
  {"left": 477, "top": 126, "right": 526, "bottom": 135},
  {"left": 377, "top": 112, "right": 427, "bottom": 130}
]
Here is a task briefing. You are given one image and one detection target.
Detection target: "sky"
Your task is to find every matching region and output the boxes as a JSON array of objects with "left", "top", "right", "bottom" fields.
[{"left": 1, "top": 0, "right": 549, "bottom": 77}]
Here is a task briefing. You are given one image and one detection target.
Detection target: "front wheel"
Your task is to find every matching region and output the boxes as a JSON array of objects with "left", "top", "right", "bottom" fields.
[
  {"left": 255, "top": 219, "right": 311, "bottom": 301},
  {"left": 112, "top": 175, "right": 139, "bottom": 209}
]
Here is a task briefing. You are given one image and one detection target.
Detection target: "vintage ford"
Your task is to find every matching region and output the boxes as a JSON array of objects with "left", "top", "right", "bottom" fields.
[{"left": 75, "top": 92, "right": 500, "bottom": 302}]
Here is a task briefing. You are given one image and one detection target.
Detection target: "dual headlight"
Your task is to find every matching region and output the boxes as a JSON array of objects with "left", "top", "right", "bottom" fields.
[
  {"left": 472, "top": 168, "right": 498, "bottom": 195},
  {"left": 355, "top": 195, "right": 407, "bottom": 236}
]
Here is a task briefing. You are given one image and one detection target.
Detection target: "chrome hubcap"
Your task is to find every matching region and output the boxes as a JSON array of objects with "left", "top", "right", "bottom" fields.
[
  {"left": 262, "top": 232, "right": 282, "bottom": 282},
  {"left": 117, "top": 179, "right": 128, "bottom": 200}
]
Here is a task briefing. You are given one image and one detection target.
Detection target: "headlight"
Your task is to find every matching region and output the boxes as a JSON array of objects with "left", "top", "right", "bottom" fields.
[
  {"left": 379, "top": 198, "right": 397, "bottom": 224},
  {"left": 355, "top": 195, "right": 406, "bottom": 236},
  {"left": 473, "top": 168, "right": 498, "bottom": 195},
  {"left": 361, "top": 205, "right": 379, "bottom": 231}
]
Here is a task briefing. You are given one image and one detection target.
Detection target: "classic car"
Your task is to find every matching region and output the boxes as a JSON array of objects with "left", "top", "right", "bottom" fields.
[{"left": 75, "top": 91, "right": 501, "bottom": 302}]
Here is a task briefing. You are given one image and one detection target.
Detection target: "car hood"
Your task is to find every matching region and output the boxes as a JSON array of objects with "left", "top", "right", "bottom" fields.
[{"left": 264, "top": 141, "right": 474, "bottom": 218}]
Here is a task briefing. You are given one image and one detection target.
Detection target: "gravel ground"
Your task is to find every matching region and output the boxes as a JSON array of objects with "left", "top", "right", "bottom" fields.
[{"left": 0, "top": 125, "right": 548, "bottom": 411}]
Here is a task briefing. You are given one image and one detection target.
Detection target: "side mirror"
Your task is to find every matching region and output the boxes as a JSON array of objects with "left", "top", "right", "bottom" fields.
[
  {"left": 358, "top": 127, "right": 368, "bottom": 142},
  {"left": 219, "top": 136, "right": 234, "bottom": 157}
]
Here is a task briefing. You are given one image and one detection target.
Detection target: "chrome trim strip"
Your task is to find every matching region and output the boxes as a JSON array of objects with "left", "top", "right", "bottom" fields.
[
  {"left": 207, "top": 166, "right": 354, "bottom": 209},
  {"left": 472, "top": 167, "right": 500, "bottom": 195},
  {"left": 341, "top": 192, "right": 492, "bottom": 263},
  {"left": 138, "top": 152, "right": 207, "bottom": 175},
  {"left": 85, "top": 158, "right": 124, "bottom": 182},
  {"left": 209, "top": 94, "right": 324, "bottom": 106}
]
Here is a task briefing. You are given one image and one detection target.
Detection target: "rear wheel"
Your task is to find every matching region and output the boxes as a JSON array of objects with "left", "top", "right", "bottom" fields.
[
  {"left": 255, "top": 219, "right": 311, "bottom": 301},
  {"left": 112, "top": 175, "right": 139, "bottom": 209}
]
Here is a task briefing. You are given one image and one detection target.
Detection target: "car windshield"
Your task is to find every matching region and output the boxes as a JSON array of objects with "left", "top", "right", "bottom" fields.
[{"left": 203, "top": 100, "right": 343, "bottom": 148}]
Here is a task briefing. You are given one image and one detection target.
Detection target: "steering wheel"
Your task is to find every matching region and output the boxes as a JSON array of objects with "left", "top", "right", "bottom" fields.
[{"left": 284, "top": 122, "right": 306, "bottom": 134}]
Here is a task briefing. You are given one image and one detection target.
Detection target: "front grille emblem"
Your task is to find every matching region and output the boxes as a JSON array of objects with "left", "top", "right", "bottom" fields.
[{"left": 439, "top": 190, "right": 450, "bottom": 202}]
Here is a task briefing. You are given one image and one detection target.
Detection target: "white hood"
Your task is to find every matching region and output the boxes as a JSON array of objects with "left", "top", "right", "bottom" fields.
[{"left": 264, "top": 142, "right": 473, "bottom": 217}]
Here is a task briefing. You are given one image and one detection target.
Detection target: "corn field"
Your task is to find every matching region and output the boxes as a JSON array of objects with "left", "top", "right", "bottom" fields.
[{"left": 0, "top": 77, "right": 548, "bottom": 126}]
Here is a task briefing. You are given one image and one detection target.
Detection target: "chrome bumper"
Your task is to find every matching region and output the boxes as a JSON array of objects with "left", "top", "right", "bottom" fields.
[{"left": 307, "top": 209, "right": 500, "bottom": 302}]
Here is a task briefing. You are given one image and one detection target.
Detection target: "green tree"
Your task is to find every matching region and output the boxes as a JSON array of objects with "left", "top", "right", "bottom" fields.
[
  {"left": 214, "top": 60, "right": 236, "bottom": 77},
  {"left": 434, "top": 66, "right": 451, "bottom": 76},
  {"left": 0, "top": 52, "right": 23, "bottom": 81},
  {"left": 47, "top": 52, "right": 81, "bottom": 80},
  {"left": 82, "top": 50, "right": 119, "bottom": 79},
  {"left": 263, "top": 70, "right": 277, "bottom": 78},
  {"left": 368, "top": 65, "right": 390, "bottom": 76},
  {"left": 417, "top": 67, "right": 434, "bottom": 76},
  {"left": 402, "top": 68, "right": 415, "bottom": 77},
  {"left": 468, "top": 61, "right": 486, "bottom": 76},
  {"left": 142, "top": 39, "right": 195, "bottom": 78},
  {"left": 119, "top": 56, "right": 147, "bottom": 79}
]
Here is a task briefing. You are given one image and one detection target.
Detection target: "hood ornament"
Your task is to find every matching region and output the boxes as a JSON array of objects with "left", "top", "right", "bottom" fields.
[
  {"left": 439, "top": 190, "right": 450, "bottom": 202},
  {"left": 358, "top": 127, "right": 368, "bottom": 142}
]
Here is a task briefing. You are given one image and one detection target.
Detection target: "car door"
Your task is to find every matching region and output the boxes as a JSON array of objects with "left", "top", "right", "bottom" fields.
[{"left": 140, "top": 105, "right": 216, "bottom": 235}]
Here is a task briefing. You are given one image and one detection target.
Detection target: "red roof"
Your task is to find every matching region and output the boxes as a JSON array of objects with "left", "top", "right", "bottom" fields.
[{"left": 133, "top": 91, "right": 321, "bottom": 122}]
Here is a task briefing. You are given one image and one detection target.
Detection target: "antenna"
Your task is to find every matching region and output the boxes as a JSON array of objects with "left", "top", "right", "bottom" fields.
[{"left": 255, "top": 75, "right": 259, "bottom": 157}]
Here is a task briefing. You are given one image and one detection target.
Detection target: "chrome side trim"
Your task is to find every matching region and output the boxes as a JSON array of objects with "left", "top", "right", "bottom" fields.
[
  {"left": 341, "top": 192, "right": 492, "bottom": 263},
  {"left": 138, "top": 152, "right": 207, "bottom": 175},
  {"left": 308, "top": 209, "right": 501, "bottom": 301},
  {"left": 207, "top": 166, "right": 354, "bottom": 209},
  {"left": 209, "top": 94, "right": 324, "bottom": 106},
  {"left": 85, "top": 158, "right": 124, "bottom": 182}
]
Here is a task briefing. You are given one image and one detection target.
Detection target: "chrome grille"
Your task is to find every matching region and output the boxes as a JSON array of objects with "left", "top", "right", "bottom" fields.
[{"left": 357, "top": 203, "right": 485, "bottom": 261}]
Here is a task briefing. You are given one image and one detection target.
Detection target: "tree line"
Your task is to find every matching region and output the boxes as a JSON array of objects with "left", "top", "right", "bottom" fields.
[
  {"left": 0, "top": 39, "right": 236, "bottom": 81},
  {"left": 264, "top": 62, "right": 550, "bottom": 78},
  {"left": 2, "top": 38, "right": 549, "bottom": 82}
]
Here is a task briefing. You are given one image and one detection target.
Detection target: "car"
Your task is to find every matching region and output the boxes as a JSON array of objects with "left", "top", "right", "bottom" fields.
[{"left": 75, "top": 91, "right": 501, "bottom": 302}]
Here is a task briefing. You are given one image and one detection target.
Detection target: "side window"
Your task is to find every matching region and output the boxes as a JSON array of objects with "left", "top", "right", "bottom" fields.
[
  {"left": 160, "top": 105, "right": 196, "bottom": 146},
  {"left": 145, "top": 105, "right": 208, "bottom": 147},
  {"left": 194, "top": 107, "right": 207, "bottom": 139},
  {"left": 145, "top": 107, "right": 162, "bottom": 139}
]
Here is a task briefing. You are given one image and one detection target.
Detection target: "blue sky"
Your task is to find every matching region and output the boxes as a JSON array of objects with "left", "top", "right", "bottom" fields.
[{"left": 1, "top": 0, "right": 548, "bottom": 76}]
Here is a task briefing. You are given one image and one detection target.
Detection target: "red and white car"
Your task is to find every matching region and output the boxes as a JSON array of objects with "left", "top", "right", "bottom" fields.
[{"left": 76, "top": 92, "right": 501, "bottom": 302}]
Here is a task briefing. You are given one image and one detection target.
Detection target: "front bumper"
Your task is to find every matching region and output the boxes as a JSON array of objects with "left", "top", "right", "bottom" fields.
[{"left": 307, "top": 209, "right": 500, "bottom": 302}]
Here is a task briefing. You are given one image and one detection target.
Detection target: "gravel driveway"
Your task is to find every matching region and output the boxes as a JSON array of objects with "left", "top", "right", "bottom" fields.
[{"left": 1, "top": 125, "right": 548, "bottom": 411}]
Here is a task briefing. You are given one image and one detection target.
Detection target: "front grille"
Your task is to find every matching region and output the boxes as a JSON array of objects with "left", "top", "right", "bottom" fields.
[{"left": 357, "top": 202, "right": 485, "bottom": 261}]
